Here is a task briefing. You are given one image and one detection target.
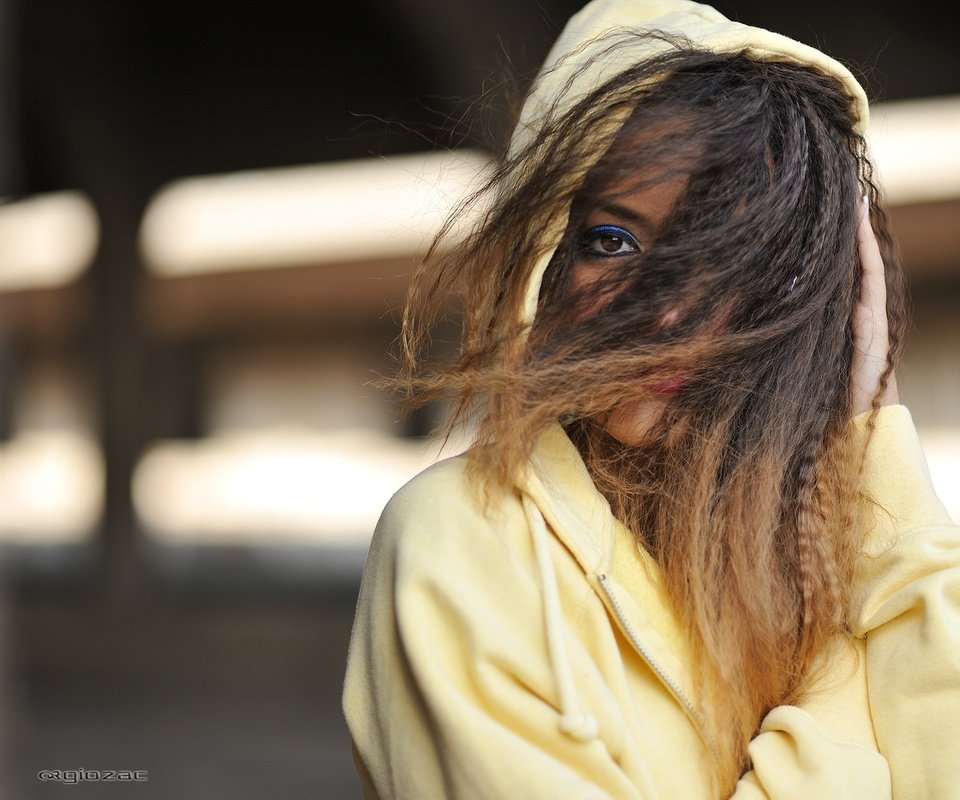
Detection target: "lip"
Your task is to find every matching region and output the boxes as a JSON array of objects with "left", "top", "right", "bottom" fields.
[{"left": 650, "top": 375, "right": 687, "bottom": 394}]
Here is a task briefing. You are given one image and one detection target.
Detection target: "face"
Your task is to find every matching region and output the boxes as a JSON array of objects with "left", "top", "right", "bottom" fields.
[{"left": 568, "top": 170, "right": 691, "bottom": 445}]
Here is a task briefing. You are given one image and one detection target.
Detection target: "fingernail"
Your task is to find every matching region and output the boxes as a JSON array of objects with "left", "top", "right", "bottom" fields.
[{"left": 858, "top": 194, "right": 869, "bottom": 223}]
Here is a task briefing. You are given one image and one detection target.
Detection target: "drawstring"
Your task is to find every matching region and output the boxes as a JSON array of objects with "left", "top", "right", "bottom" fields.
[{"left": 522, "top": 494, "right": 599, "bottom": 743}]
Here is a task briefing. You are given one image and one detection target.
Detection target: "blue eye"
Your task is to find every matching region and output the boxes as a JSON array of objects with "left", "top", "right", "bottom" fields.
[{"left": 581, "top": 224, "right": 642, "bottom": 258}]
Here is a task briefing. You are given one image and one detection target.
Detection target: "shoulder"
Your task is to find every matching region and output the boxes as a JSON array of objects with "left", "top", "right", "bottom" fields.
[
  {"left": 355, "top": 454, "right": 548, "bottom": 664},
  {"left": 369, "top": 452, "right": 531, "bottom": 580},
  {"left": 379, "top": 453, "right": 480, "bottom": 525}
]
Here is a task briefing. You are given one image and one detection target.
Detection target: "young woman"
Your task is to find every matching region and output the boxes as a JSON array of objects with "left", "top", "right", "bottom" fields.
[{"left": 344, "top": 1, "right": 960, "bottom": 796}]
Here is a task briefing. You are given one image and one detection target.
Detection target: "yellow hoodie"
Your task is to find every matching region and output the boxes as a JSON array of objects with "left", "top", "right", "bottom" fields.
[
  {"left": 344, "top": 2, "right": 960, "bottom": 797},
  {"left": 345, "top": 405, "right": 959, "bottom": 798}
]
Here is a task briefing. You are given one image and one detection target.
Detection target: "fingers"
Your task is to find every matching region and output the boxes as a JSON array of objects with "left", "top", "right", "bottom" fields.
[
  {"left": 856, "top": 195, "right": 886, "bottom": 318},
  {"left": 850, "top": 195, "right": 898, "bottom": 415}
]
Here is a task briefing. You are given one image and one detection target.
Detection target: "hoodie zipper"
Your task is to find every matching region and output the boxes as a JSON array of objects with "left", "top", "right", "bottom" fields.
[{"left": 596, "top": 573, "right": 718, "bottom": 759}]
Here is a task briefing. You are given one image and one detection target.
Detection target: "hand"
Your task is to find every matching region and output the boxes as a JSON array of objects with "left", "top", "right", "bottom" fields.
[{"left": 851, "top": 196, "right": 899, "bottom": 416}]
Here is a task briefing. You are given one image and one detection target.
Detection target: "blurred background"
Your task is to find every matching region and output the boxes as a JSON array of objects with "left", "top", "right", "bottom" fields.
[{"left": 0, "top": 0, "right": 957, "bottom": 797}]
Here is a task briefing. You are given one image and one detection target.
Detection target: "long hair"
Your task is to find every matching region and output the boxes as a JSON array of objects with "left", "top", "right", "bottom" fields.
[{"left": 396, "top": 36, "right": 905, "bottom": 792}]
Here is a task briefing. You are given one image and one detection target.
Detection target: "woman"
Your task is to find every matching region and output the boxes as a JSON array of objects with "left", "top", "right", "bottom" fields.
[{"left": 343, "top": 1, "right": 960, "bottom": 797}]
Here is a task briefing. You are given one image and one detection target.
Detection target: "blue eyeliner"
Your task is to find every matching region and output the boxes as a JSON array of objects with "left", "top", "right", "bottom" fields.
[{"left": 581, "top": 224, "right": 642, "bottom": 257}]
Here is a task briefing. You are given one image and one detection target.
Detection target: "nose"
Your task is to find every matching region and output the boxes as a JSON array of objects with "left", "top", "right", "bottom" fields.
[{"left": 658, "top": 306, "right": 681, "bottom": 329}]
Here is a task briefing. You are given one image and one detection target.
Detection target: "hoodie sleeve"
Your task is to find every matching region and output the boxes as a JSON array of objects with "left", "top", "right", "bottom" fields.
[
  {"left": 731, "top": 632, "right": 892, "bottom": 799},
  {"left": 732, "top": 705, "right": 891, "bottom": 799},
  {"left": 846, "top": 405, "right": 960, "bottom": 799},
  {"left": 342, "top": 458, "right": 647, "bottom": 800},
  {"left": 734, "top": 405, "right": 959, "bottom": 799}
]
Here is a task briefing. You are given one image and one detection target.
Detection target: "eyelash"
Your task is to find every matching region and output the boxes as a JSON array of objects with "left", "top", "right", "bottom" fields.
[{"left": 580, "top": 224, "right": 643, "bottom": 258}]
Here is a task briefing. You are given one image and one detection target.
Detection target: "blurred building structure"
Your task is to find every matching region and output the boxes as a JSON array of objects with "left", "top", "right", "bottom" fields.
[{"left": 0, "top": 0, "right": 958, "bottom": 797}]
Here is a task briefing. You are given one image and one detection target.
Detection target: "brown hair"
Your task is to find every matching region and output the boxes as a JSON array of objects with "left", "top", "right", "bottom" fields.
[{"left": 397, "top": 35, "right": 905, "bottom": 792}]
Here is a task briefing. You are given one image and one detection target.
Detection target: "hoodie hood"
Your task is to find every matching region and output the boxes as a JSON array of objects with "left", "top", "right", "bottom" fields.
[{"left": 513, "top": 0, "right": 871, "bottom": 327}]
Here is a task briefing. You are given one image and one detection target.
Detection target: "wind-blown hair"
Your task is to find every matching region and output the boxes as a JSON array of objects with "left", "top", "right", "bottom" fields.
[{"left": 397, "top": 35, "right": 905, "bottom": 792}]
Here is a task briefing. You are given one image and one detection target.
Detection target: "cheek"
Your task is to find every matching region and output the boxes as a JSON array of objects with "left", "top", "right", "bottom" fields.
[
  {"left": 568, "top": 264, "right": 680, "bottom": 331},
  {"left": 567, "top": 262, "right": 619, "bottom": 321},
  {"left": 568, "top": 260, "right": 610, "bottom": 295}
]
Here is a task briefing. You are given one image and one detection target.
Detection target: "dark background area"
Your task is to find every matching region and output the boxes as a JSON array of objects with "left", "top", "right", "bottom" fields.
[
  {"left": 9, "top": 0, "right": 960, "bottom": 199},
  {"left": 1, "top": 1, "right": 958, "bottom": 798}
]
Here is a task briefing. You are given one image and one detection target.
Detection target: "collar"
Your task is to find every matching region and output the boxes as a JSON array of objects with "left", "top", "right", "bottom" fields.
[
  {"left": 522, "top": 423, "right": 617, "bottom": 577},
  {"left": 519, "top": 423, "right": 709, "bottom": 745}
]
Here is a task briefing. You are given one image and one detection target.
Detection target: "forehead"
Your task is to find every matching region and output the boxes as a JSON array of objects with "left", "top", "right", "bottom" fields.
[
  {"left": 584, "top": 172, "right": 689, "bottom": 232},
  {"left": 585, "top": 108, "right": 704, "bottom": 180},
  {"left": 610, "top": 104, "right": 706, "bottom": 154},
  {"left": 577, "top": 118, "right": 698, "bottom": 227}
]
